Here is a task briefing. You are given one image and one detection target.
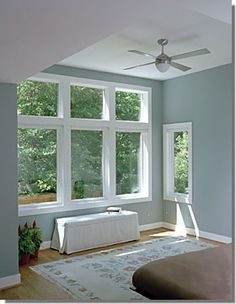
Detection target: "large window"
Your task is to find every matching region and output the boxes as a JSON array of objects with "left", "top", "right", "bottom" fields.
[
  {"left": 17, "top": 74, "right": 151, "bottom": 215},
  {"left": 163, "top": 122, "right": 192, "bottom": 204}
]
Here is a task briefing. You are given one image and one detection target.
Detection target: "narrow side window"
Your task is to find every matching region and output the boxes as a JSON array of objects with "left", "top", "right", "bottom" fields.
[{"left": 163, "top": 122, "right": 192, "bottom": 204}]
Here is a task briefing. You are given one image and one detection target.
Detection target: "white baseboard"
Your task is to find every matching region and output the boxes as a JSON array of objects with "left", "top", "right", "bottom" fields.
[
  {"left": 139, "top": 222, "right": 163, "bottom": 232},
  {"left": 161, "top": 222, "right": 232, "bottom": 244},
  {"left": 185, "top": 227, "right": 232, "bottom": 244},
  {"left": 0, "top": 273, "right": 21, "bottom": 290},
  {"left": 40, "top": 240, "right": 51, "bottom": 250},
  {"left": 161, "top": 222, "right": 176, "bottom": 231}
]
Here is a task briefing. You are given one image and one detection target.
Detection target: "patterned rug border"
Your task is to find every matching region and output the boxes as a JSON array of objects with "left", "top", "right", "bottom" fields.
[
  {"left": 34, "top": 235, "right": 214, "bottom": 266},
  {"left": 31, "top": 236, "right": 216, "bottom": 301}
]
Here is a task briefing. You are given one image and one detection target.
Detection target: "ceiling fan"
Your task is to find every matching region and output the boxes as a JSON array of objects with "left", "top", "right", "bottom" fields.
[{"left": 124, "top": 38, "right": 210, "bottom": 73}]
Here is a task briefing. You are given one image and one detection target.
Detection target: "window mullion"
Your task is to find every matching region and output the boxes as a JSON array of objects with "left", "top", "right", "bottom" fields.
[
  {"left": 188, "top": 125, "right": 193, "bottom": 203},
  {"left": 141, "top": 132, "right": 149, "bottom": 196},
  {"left": 114, "top": 121, "right": 148, "bottom": 131},
  {"left": 103, "top": 88, "right": 110, "bottom": 120},
  {"left": 108, "top": 86, "right": 116, "bottom": 200},
  {"left": 170, "top": 132, "right": 175, "bottom": 195},
  {"left": 57, "top": 127, "right": 63, "bottom": 205},
  {"left": 103, "top": 128, "right": 109, "bottom": 200},
  {"left": 61, "top": 80, "right": 71, "bottom": 205}
]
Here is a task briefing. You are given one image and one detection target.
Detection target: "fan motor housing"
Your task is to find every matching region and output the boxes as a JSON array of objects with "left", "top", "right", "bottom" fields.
[{"left": 156, "top": 53, "right": 170, "bottom": 64}]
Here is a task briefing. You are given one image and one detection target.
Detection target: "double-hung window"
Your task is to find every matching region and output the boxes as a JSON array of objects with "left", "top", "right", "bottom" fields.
[{"left": 17, "top": 74, "right": 152, "bottom": 215}]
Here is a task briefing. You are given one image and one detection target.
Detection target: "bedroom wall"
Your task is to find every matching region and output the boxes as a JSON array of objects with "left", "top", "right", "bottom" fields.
[
  {"left": 19, "top": 64, "right": 233, "bottom": 242},
  {"left": 0, "top": 83, "right": 18, "bottom": 278},
  {"left": 19, "top": 65, "right": 164, "bottom": 242},
  {"left": 162, "top": 64, "right": 233, "bottom": 238}
]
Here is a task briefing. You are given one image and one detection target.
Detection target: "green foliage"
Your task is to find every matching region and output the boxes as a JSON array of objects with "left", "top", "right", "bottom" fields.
[
  {"left": 18, "top": 128, "right": 57, "bottom": 196},
  {"left": 18, "top": 221, "right": 43, "bottom": 261},
  {"left": 17, "top": 81, "right": 142, "bottom": 202},
  {"left": 71, "top": 130, "right": 103, "bottom": 199},
  {"left": 116, "top": 132, "right": 140, "bottom": 195},
  {"left": 115, "top": 91, "right": 140, "bottom": 121},
  {"left": 18, "top": 225, "right": 35, "bottom": 259},
  {"left": 71, "top": 86, "right": 103, "bottom": 119},
  {"left": 31, "top": 227, "right": 43, "bottom": 249},
  {"left": 174, "top": 131, "right": 189, "bottom": 194},
  {"left": 17, "top": 80, "right": 58, "bottom": 116},
  {"left": 73, "top": 179, "right": 85, "bottom": 199}
]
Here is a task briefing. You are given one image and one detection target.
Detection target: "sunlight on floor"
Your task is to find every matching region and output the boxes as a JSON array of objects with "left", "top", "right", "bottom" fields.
[
  {"left": 148, "top": 203, "right": 200, "bottom": 240},
  {"left": 149, "top": 230, "right": 183, "bottom": 238},
  {"left": 116, "top": 248, "right": 147, "bottom": 257},
  {"left": 187, "top": 204, "right": 199, "bottom": 238},
  {"left": 176, "top": 203, "right": 187, "bottom": 236}
]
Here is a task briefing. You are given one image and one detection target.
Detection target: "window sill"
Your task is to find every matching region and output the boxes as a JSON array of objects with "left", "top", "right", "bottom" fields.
[
  {"left": 18, "top": 195, "right": 151, "bottom": 216},
  {"left": 163, "top": 194, "right": 192, "bottom": 204}
]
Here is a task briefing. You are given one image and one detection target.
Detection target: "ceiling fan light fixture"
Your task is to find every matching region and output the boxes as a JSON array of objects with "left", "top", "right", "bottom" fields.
[
  {"left": 124, "top": 38, "right": 210, "bottom": 73},
  {"left": 155, "top": 62, "right": 170, "bottom": 73}
]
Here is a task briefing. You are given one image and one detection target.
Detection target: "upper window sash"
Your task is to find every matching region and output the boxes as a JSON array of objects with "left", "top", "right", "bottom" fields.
[{"left": 30, "top": 73, "right": 152, "bottom": 121}]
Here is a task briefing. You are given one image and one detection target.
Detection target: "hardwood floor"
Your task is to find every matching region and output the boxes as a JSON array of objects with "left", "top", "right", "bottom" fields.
[{"left": 0, "top": 228, "right": 222, "bottom": 301}]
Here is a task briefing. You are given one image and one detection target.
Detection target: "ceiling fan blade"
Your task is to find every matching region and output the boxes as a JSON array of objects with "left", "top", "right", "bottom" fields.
[
  {"left": 170, "top": 61, "right": 191, "bottom": 72},
  {"left": 128, "top": 50, "right": 156, "bottom": 59},
  {"left": 123, "top": 61, "right": 155, "bottom": 70},
  {"left": 171, "top": 48, "right": 210, "bottom": 60}
]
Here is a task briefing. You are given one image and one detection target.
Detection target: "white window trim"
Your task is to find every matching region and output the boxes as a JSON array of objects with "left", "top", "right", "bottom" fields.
[
  {"left": 18, "top": 72, "right": 152, "bottom": 216},
  {"left": 163, "top": 122, "right": 192, "bottom": 204}
]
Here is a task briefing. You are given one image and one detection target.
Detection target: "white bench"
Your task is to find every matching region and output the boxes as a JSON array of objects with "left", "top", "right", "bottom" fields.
[{"left": 51, "top": 210, "right": 140, "bottom": 254}]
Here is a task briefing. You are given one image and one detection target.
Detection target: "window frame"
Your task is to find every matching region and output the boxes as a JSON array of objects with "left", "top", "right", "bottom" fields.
[
  {"left": 18, "top": 73, "right": 152, "bottom": 216},
  {"left": 163, "top": 122, "right": 192, "bottom": 204}
]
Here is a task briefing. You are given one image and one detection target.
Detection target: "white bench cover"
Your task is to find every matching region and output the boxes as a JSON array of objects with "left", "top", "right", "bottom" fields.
[{"left": 51, "top": 210, "right": 140, "bottom": 254}]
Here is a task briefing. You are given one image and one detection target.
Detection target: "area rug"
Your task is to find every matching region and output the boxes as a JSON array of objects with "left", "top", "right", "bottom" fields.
[{"left": 31, "top": 236, "right": 215, "bottom": 301}]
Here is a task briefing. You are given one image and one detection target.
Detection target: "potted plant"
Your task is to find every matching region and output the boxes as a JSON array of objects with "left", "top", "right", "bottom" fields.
[
  {"left": 18, "top": 223, "right": 35, "bottom": 265},
  {"left": 30, "top": 220, "right": 43, "bottom": 259}
]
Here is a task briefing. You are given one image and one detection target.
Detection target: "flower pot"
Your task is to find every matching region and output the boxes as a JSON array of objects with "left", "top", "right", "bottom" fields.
[
  {"left": 19, "top": 253, "right": 30, "bottom": 265},
  {"left": 30, "top": 247, "right": 40, "bottom": 259}
]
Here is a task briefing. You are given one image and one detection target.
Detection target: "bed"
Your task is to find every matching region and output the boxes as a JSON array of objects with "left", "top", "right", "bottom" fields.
[{"left": 132, "top": 243, "right": 233, "bottom": 301}]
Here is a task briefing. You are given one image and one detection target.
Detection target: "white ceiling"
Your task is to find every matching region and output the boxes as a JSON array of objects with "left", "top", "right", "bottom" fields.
[
  {"left": 0, "top": 0, "right": 165, "bottom": 83},
  {"left": 0, "top": 0, "right": 232, "bottom": 83},
  {"left": 60, "top": 0, "right": 232, "bottom": 80}
]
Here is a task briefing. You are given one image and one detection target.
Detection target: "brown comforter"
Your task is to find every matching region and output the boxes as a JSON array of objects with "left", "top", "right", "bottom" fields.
[{"left": 132, "top": 243, "right": 233, "bottom": 301}]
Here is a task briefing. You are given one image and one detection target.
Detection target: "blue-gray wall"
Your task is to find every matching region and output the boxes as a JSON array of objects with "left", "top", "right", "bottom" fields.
[
  {"left": 19, "top": 64, "right": 233, "bottom": 242},
  {"left": 163, "top": 64, "right": 233, "bottom": 237},
  {"left": 0, "top": 64, "right": 232, "bottom": 281},
  {"left": 0, "top": 83, "right": 18, "bottom": 278},
  {"left": 19, "top": 65, "right": 164, "bottom": 241}
]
